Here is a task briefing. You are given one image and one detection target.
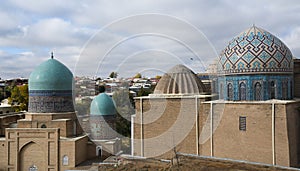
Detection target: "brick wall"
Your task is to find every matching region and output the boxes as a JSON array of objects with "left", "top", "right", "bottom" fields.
[
  {"left": 134, "top": 97, "right": 202, "bottom": 158},
  {"left": 0, "top": 139, "right": 6, "bottom": 170},
  {"left": 5, "top": 128, "right": 59, "bottom": 170},
  {"left": 294, "top": 59, "right": 300, "bottom": 98},
  {"left": 133, "top": 96, "right": 300, "bottom": 167},
  {"left": 200, "top": 101, "right": 300, "bottom": 167}
]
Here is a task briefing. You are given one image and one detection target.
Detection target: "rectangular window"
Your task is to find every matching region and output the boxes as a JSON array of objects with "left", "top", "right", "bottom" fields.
[{"left": 239, "top": 116, "right": 246, "bottom": 131}]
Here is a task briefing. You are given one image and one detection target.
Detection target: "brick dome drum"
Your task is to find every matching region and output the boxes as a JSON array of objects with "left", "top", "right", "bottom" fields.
[{"left": 219, "top": 26, "right": 293, "bottom": 75}]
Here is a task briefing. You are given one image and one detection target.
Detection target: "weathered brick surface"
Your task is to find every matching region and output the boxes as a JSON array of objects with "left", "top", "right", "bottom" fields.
[
  {"left": 5, "top": 128, "right": 59, "bottom": 170},
  {"left": 134, "top": 97, "right": 200, "bottom": 158},
  {"left": 133, "top": 97, "right": 300, "bottom": 167},
  {"left": 0, "top": 139, "right": 6, "bottom": 170},
  {"left": 0, "top": 113, "right": 24, "bottom": 136},
  {"left": 0, "top": 111, "right": 96, "bottom": 170}
]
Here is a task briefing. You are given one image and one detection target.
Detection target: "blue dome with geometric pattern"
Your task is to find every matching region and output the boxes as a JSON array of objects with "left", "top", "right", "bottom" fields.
[
  {"left": 90, "top": 93, "right": 117, "bottom": 116},
  {"left": 219, "top": 26, "right": 293, "bottom": 75},
  {"left": 29, "top": 58, "right": 73, "bottom": 91},
  {"left": 217, "top": 26, "right": 294, "bottom": 101}
]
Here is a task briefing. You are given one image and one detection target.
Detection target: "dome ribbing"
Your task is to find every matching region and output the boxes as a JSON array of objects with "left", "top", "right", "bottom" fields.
[{"left": 154, "top": 64, "right": 206, "bottom": 95}]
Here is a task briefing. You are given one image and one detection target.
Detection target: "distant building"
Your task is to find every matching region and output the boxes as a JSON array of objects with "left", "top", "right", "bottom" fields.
[
  {"left": 0, "top": 99, "right": 15, "bottom": 114},
  {"left": 89, "top": 93, "right": 121, "bottom": 158},
  {"left": 75, "top": 76, "right": 96, "bottom": 97},
  {"left": 0, "top": 99, "right": 25, "bottom": 137}
]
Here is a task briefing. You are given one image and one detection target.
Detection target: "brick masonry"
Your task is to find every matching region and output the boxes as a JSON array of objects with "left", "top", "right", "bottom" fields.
[{"left": 133, "top": 96, "right": 300, "bottom": 167}]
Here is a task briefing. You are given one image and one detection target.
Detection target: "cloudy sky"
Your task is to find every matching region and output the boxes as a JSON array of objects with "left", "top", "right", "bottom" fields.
[{"left": 1, "top": 0, "right": 300, "bottom": 79}]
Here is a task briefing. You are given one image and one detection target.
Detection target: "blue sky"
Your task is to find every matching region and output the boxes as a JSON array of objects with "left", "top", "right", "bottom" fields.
[{"left": 1, "top": 0, "right": 300, "bottom": 79}]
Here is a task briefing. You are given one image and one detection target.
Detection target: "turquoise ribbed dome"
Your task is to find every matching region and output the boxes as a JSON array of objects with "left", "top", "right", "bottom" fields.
[
  {"left": 90, "top": 93, "right": 117, "bottom": 116},
  {"left": 29, "top": 58, "right": 73, "bottom": 90}
]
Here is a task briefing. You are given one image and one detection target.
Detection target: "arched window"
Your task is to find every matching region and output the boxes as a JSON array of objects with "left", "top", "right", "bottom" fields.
[
  {"left": 254, "top": 82, "right": 262, "bottom": 101},
  {"left": 29, "top": 165, "right": 38, "bottom": 171},
  {"left": 96, "top": 146, "right": 102, "bottom": 159},
  {"left": 239, "top": 82, "right": 247, "bottom": 100},
  {"left": 282, "top": 81, "right": 288, "bottom": 100},
  {"left": 270, "top": 81, "right": 276, "bottom": 99},
  {"left": 227, "top": 83, "right": 234, "bottom": 101},
  {"left": 62, "top": 155, "right": 69, "bottom": 166}
]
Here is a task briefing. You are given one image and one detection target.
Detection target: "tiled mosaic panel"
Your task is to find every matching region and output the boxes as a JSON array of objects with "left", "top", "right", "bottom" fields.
[
  {"left": 28, "top": 90, "right": 74, "bottom": 113},
  {"left": 219, "top": 28, "right": 293, "bottom": 74},
  {"left": 89, "top": 115, "right": 117, "bottom": 140}
]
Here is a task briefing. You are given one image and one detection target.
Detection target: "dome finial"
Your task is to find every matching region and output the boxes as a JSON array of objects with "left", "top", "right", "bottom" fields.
[
  {"left": 252, "top": 23, "right": 257, "bottom": 34},
  {"left": 51, "top": 52, "right": 54, "bottom": 59}
]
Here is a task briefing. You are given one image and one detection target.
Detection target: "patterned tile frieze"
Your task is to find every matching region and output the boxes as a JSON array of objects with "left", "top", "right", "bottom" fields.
[
  {"left": 28, "top": 95, "right": 74, "bottom": 113},
  {"left": 217, "top": 75, "right": 293, "bottom": 101},
  {"left": 29, "top": 90, "right": 73, "bottom": 97}
]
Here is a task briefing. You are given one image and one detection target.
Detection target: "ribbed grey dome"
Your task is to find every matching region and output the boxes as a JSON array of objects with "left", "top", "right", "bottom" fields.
[{"left": 154, "top": 64, "right": 206, "bottom": 94}]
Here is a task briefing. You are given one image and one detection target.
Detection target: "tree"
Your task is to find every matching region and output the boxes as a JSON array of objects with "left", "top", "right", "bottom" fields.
[
  {"left": 109, "top": 72, "right": 118, "bottom": 78},
  {"left": 95, "top": 77, "right": 102, "bottom": 81},
  {"left": 0, "top": 87, "right": 4, "bottom": 101},
  {"left": 137, "top": 87, "right": 152, "bottom": 97},
  {"left": 112, "top": 89, "right": 134, "bottom": 137},
  {"left": 8, "top": 84, "right": 28, "bottom": 112},
  {"left": 155, "top": 75, "right": 162, "bottom": 80},
  {"left": 134, "top": 73, "right": 142, "bottom": 78}
]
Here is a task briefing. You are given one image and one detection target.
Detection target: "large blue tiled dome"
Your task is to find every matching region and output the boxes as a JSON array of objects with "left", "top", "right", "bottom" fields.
[
  {"left": 28, "top": 56, "right": 74, "bottom": 113},
  {"left": 219, "top": 26, "right": 293, "bottom": 75},
  {"left": 217, "top": 26, "right": 294, "bottom": 101},
  {"left": 90, "top": 93, "right": 117, "bottom": 116},
  {"left": 29, "top": 58, "right": 73, "bottom": 90}
]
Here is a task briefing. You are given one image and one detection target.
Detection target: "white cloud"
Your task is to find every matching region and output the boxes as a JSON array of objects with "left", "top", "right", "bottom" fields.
[
  {"left": 0, "top": 0, "right": 300, "bottom": 79},
  {"left": 283, "top": 27, "right": 300, "bottom": 57}
]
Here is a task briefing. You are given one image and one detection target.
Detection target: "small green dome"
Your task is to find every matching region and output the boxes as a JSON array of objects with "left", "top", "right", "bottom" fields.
[
  {"left": 29, "top": 58, "right": 73, "bottom": 90},
  {"left": 90, "top": 93, "right": 117, "bottom": 116}
]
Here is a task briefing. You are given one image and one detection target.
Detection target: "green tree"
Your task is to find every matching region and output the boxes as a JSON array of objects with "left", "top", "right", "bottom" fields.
[
  {"left": 112, "top": 89, "right": 134, "bottom": 137},
  {"left": 134, "top": 73, "right": 142, "bottom": 78},
  {"left": 155, "top": 75, "right": 162, "bottom": 79},
  {"left": 0, "top": 87, "right": 4, "bottom": 101},
  {"left": 75, "top": 98, "right": 92, "bottom": 116},
  {"left": 109, "top": 72, "right": 118, "bottom": 78},
  {"left": 8, "top": 84, "right": 28, "bottom": 112},
  {"left": 137, "top": 87, "right": 152, "bottom": 97}
]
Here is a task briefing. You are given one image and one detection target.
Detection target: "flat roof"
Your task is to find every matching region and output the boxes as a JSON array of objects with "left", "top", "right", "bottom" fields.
[
  {"left": 203, "top": 99, "right": 300, "bottom": 104},
  {"left": 135, "top": 94, "right": 215, "bottom": 99},
  {"left": 60, "top": 134, "right": 88, "bottom": 141}
]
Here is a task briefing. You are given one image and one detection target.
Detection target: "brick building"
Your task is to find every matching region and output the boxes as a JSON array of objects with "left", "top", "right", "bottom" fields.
[
  {"left": 132, "top": 26, "right": 300, "bottom": 168},
  {"left": 0, "top": 56, "right": 97, "bottom": 170}
]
